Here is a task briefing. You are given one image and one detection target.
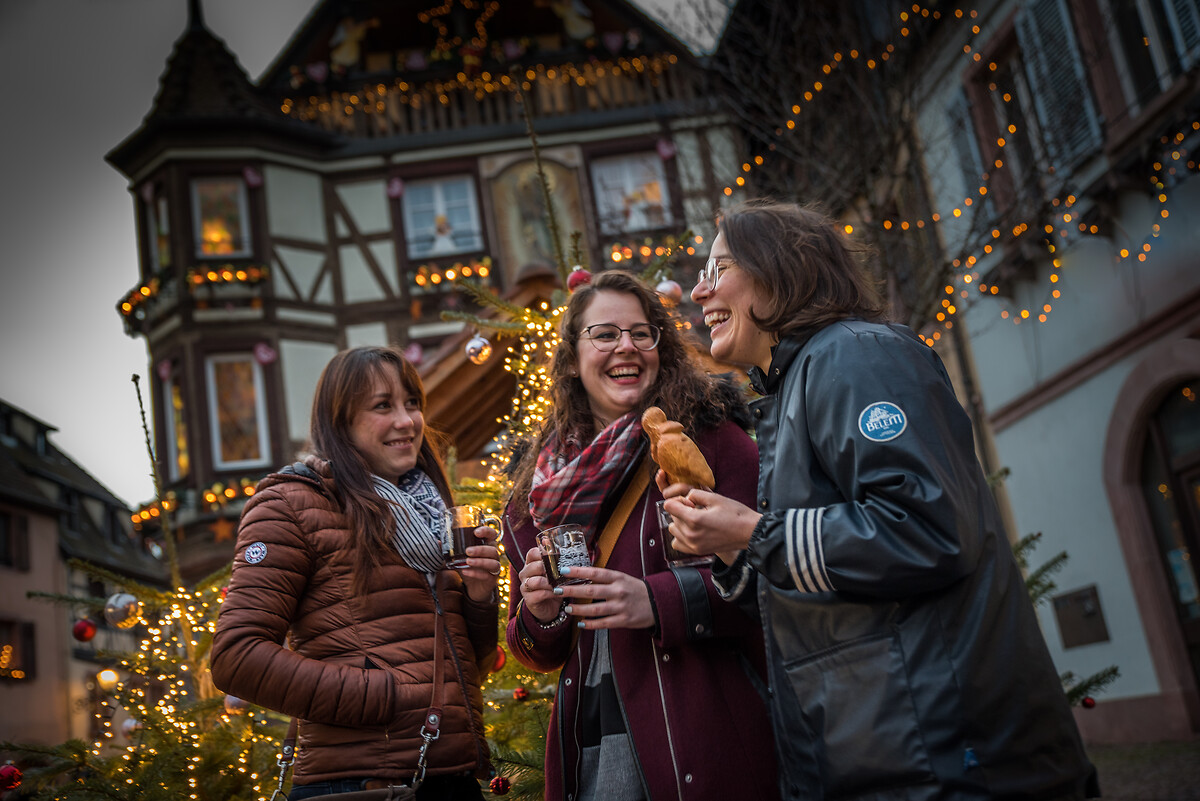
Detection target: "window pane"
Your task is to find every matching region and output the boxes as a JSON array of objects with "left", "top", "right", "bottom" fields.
[
  {"left": 164, "top": 376, "right": 189, "bottom": 480},
  {"left": 403, "top": 175, "right": 482, "bottom": 259},
  {"left": 192, "top": 177, "right": 250, "bottom": 258},
  {"left": 207, "top": 356, "right": 268, "bottom": 468},
  {"left": 590, "top": 153, "right": 673, "bottom": 235}
]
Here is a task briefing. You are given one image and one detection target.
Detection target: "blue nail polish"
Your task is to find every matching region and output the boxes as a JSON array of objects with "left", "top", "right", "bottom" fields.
[
  {"left": 560, "top": 566, "right": 571, "bottom": 575},
  {"left": 564, "top": 605, "right": 573, "bottom": 614},
  {"left": 552, "top": 587, "right": 563, "bottom": 596},
  {"left": 577, "top": 621, "right": 586, "bottom": 629}
]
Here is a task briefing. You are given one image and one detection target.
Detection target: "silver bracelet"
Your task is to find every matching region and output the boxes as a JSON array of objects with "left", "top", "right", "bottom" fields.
[{"left": 532, "top": 602, "right": 569, "bottom": 629}]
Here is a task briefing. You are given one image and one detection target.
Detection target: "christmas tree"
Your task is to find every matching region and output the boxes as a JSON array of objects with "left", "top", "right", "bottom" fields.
[{"left": 0, "top": 377, "right": 287, "bottom": 801}]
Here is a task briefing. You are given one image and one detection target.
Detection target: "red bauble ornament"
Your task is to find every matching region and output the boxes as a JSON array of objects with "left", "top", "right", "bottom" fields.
[
  {"left": 493, "top": 645, "right": 507, "bottom": 672},
  {"left": 72, "top": 618, "right": 98, "bottom": 642},
  {"left": 489, "top": 775, "right": 511, "bottom": 795},
  {"left": 512, "top": 686, "right": 529, "bottom": 701},
  {"left": 219, "top": 586, "right": 229, "bottom": 600},
  {"left": 1081, "top": 696, "right": 1096, "bottom": 709},
  {"left": 567, "top": 267, "right": 592, "bottom": 292},
  {"left": 0, "top": 764, "right": 22, "bottom": 792}
]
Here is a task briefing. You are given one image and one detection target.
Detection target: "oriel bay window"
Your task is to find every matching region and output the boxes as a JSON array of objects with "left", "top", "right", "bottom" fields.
[
  {"left": 205, "top": 354, "right": 270, "bottom": 471},
  {"left": 402, "top": 175, "right": 484, "bottom": 259},
  {"left": 590, "top": 152, "right": 674, "bottom": 236},
  {"left": 191, "top": 176, "right": 252, "bottom": 258}
]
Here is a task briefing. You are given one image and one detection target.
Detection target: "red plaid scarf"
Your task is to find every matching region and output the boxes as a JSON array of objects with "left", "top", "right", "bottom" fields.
[{"left": 528, "top": 411, "right": 645, "bottom": 539}]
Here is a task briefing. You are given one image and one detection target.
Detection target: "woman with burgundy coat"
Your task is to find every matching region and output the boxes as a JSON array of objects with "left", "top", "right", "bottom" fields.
[
  {"left": 502, "top": 270, "right": 780, "bottom": 801},
  {"left": 211, "top": 346, "right": 501, "bottom": 800}
]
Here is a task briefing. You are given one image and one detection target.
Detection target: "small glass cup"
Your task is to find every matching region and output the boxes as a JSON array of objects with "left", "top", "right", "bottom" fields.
[
  {"left": 538, "top": 524, "right": 591, "bottom": 586},
  {"left": 442, "top": 506, "right": 500, "bottom": 569},
  {"left": 656, "top": 500, "right": 713, "bottom": 568}
]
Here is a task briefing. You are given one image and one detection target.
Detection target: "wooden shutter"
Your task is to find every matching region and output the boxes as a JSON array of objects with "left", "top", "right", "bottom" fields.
[
  {"left": 946, "top": 90, "right": 995, "bottom": 223},
  {"left": 1168, "top": 0, "right": 1200, "bottom": 67},
  {"left": 1015, "top": 0, "right": 1102, "bottom": 174}
]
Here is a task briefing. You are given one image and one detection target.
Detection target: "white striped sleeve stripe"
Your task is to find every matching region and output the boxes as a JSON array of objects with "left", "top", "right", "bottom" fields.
[
  {"left": 785, "top": 508, "right": 832, "bottom": 593},
  {"left": 713, "top": 559, "right": 753, "bottom": 601}
]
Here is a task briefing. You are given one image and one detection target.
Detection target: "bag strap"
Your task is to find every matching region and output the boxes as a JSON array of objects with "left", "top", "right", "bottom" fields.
[
  {"left": 271, "top": 603, "right": 448, "bottom": 799},
  {"left": 595, "top": 455, "right": 650, "bottom": 570},
  {"left": 563, "top": 455, "right": 651, "bottom": 655}
]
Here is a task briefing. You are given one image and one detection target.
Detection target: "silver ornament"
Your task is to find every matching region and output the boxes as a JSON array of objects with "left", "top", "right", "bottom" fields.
[
  {"left": 466, "top": 335, "right": 493, "bottom": 365},
  {"left": 104, "top": 593, "right": 143, "bottom": 629}
]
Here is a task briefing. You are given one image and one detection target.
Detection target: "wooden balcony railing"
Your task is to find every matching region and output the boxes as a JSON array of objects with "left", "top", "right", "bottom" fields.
[{"left": 282, "top": 54, "right": 706, "bottom": 140}]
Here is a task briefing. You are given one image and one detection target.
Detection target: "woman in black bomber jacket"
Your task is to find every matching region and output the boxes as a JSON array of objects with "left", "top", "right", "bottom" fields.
[{"left": 659, "top": 201, "right": 1099, "bottom": 801}]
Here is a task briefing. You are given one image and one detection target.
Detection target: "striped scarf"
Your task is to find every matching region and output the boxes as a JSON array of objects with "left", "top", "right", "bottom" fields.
[
  {"left": 529, "top": 411, "right": 644, "bottom": 541},
  {"left": 371, "top": 469, "right": 447, "bottom": 574}
]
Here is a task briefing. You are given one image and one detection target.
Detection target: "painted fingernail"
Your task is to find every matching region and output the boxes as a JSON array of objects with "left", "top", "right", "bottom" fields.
[
  {"left": 560, "top": 567, "right": 571, "bottom": 575},
  {"left": 564, "top": 605, "right": 574, "bottom": 614},
  {"left": 577, "top": 621, "right": 586, "bottom": 629},
  {"left": 553, "top": 587, "right": 563, "bottom": 596}
]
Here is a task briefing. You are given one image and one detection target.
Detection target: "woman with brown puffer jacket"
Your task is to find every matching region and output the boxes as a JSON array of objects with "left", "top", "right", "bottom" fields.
[{"left": 210, "top": 346, "right": 501, "bottom": 800}]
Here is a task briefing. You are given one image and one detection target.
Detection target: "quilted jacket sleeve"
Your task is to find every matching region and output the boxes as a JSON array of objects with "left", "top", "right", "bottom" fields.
[{"left": 209, "top": 485, "right": 422, "bottom": 726}]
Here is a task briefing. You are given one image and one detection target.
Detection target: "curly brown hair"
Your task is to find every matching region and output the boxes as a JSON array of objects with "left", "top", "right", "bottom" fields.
[
  {"left": 508, "top": 270, "right": 746, "bottom": 516},
  {"left": 308, "top": 346, "right": 452, "bottom": 595}
]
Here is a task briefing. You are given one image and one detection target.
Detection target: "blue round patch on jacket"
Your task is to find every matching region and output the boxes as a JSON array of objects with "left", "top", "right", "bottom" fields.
[{"left": 858, "top": 401, "right": 907, "bottom": 442}]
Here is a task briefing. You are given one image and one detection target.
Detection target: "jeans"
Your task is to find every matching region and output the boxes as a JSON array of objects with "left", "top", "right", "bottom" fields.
[{"left": 288, "top": 773, "right": 483, "bottom": 801}]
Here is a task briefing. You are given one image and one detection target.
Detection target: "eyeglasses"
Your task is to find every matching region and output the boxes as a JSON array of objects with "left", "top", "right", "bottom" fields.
[
  {"left": 698, "top": 257, "right": 735, "bottom": 292},
  {"left": 581, "top": 323, "right": 661, "bottom": 352}
]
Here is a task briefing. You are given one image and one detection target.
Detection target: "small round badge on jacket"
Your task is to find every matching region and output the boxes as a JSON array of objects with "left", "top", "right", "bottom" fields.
[
  {"left": 244, "top": 541, "right": 268, "bottom": 564},
  {"left": 858, "top": 401, "right": 907, "bottom": 442}
]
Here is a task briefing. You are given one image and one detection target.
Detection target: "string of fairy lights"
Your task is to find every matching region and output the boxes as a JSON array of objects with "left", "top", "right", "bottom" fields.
[{"left": 85, "top": 583, "right": 279, "bottom": 801}]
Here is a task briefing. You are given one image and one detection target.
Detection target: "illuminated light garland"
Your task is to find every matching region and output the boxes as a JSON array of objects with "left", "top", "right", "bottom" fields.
[
  {"left": 282, "top": 54, "right": 680, "bottom": 122},
  {"left": 201, "top": 478, "right": 258, "bottom": 508},
  {"left": 607, "top": 234, "right": 692, "bottom": 265},
  {"left": 186, "top": 264, "right": 269, "bottom": 288},
  {"left": 412, "top": 256, "right": 493, "bottom": 289},
  {"left": 131, "top": 493, "right": 179, "bottom": 527},
  {"left": 119, "top": 278, "right": 162, "bottom": 316}
]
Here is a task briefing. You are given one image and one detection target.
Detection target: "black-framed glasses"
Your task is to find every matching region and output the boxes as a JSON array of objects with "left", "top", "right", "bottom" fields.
[
  {"left": 581, "top": 323, "right": 661, "bottom": 352},
  {"left": 698, "top": 256, "right": 735, "bottom": 291}
]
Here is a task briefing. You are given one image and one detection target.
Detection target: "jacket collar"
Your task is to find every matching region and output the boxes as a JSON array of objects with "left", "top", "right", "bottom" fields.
[{"left": 748, "top": 333, "right": 810, "bottom": 395}]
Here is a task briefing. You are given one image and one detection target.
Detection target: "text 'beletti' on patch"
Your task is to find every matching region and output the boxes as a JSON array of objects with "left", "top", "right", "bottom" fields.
[{"left": 858, "top": 402, "right": 907, "bottom": 442}]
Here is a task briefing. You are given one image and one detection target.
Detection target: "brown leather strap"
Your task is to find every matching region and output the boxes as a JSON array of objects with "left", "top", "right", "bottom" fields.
[{"left": 595, "top": 455, "right": 650, "bottom": 570}]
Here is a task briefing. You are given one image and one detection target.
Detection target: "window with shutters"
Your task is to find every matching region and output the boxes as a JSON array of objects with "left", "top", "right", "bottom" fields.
[
  {"left": 0, "top": 619, "right": 35, "bottom": 681},
  {"left": 0, "top": 511, "right": 30, "bottom": 571},
  {"left": 1099, "top": 0, "right": 1200, "bottom": 110},
  {"left": 958, "top": 0, "right": 1102, "bottom": 219}
]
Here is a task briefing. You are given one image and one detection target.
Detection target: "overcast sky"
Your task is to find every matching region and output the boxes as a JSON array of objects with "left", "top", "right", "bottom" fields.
[{"left": 0, "top": 0, "right": 708, "bottom": 508}]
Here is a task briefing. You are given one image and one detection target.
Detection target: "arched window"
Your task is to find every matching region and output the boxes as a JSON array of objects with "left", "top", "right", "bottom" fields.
[{"left": 1140, "top": 381, "right": 1200, "bottom": 690}]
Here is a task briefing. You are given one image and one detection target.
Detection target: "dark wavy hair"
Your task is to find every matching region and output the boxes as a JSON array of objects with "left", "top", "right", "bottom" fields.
[
  {"left": 508, "top": 270, "right": 747, "bottom": 515},
  {"left": 717, "top": 200, "right": 887, "bottom": 336},
  {"left": 309, "top": 346, "right": 452, "bottom": 594}
]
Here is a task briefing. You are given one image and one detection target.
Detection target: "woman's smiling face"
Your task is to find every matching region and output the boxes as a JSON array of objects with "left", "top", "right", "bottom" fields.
[
  {"left": 691, "top": 231, "right": 775, "bottom": 371},
  {"left": 575, "top": 289, "right": 660, "bottom": 429}
]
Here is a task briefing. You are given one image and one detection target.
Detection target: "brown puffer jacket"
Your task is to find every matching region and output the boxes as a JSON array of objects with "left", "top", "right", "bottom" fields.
[{"left": 210, "top": 457, "right": 497, "bottom": 785}]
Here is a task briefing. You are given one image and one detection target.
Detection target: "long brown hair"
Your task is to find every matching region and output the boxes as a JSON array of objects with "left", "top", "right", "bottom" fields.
[
  {"left": 508, "top": 270, "right": 745, "bottom": 515},
  {"left": 717, "top": 200, "right": 887, "bottom": 336},
  {"left": 309, "top": 346, "right": 451, "bottom": 593}
]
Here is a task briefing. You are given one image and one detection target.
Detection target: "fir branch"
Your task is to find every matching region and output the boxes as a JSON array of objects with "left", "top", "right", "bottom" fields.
[
  {"left": 1062, "top": 665, "right": 1121, "bottom": 706},
  {"left": 25, "top": 590, "right": 109, "bottom": 609},
  {"left": 452, "top": 277, "right": 533, "bottom": 319},
  {"left": 440, "top": 310, "right": 531, "bottom": 334},
  {"left": 65, "top": 558, "right": 172, "bottom": 604}
]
